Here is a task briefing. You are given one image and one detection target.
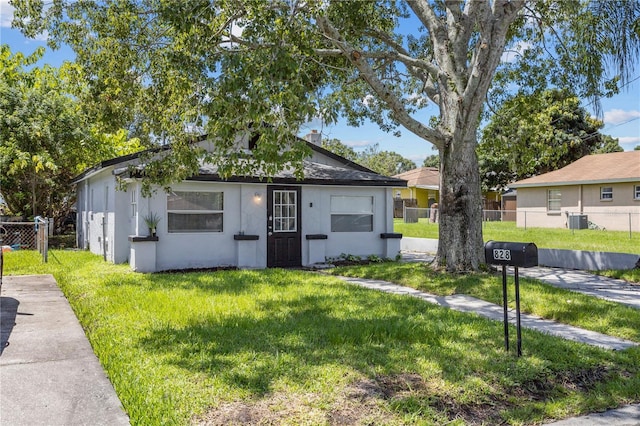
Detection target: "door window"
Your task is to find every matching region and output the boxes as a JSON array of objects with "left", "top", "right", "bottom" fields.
[{"left": 273, "top": 190, "right": 297, "bottom": 232}]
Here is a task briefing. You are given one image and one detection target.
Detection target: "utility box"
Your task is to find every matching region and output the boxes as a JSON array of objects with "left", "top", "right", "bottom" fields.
[
  {"left": 484, "top": 241, "right": 538, "bottom": 268},
  {"left": 568, "top": 214, "right": 588, "bottom": 230}
]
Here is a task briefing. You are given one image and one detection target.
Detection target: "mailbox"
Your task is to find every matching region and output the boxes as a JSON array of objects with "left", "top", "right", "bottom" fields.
[{"left": 484, "top": 241, "right": 538, "bottom": 268}]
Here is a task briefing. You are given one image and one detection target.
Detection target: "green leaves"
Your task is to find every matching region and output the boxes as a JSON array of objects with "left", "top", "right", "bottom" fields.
[
  {"left": 0, "top": 45, "right": 140, "bottom": 221},
  {"left": 478, "top": 89, "right": 622, "bottom": 190}
]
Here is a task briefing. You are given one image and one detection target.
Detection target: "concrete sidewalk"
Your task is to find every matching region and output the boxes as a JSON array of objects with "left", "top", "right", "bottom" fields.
[
  {"left": 0, "top": 274, "right": 129, "bottom": 426},
  {"left": 519, "top": 267, "right": 640, "bottom": 309},
  {"left": 338, "top": 275, "right": 637, "bottom": 351},
  {"left": 337, "top": 254, "right": 640, "bottom": 425}
]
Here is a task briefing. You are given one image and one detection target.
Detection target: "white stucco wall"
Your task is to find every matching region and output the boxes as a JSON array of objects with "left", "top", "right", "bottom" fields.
[
  {"left": 149, "top": 183, "right": 396, "bottom": 271},
  {"left": 150, "top": 181, "right": 262, "bottom": 271},
  {"left": 77, "top": 170, "right": 112, "bottom": 260},
  {"left": 79, "top": 171, "right": 399, "bottom": 271},
  {"left": 300, "top": 185, "right": 393, "bottom": 262}
]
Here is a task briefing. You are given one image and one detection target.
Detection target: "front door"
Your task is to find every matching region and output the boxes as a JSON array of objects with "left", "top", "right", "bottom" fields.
[{"left": 267, "top": 186, "right": 302, "bottom": 267}]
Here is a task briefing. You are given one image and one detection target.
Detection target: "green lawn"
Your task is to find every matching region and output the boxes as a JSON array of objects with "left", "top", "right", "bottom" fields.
[
  {"left": 4, "top": 250, "right": 640, "bottom": 425},
  {"left": 394, "top": 219, "right": 639, "bottom": 254},
  {"left": 330, "top": 262, "right": 640, "bottom": 342}
]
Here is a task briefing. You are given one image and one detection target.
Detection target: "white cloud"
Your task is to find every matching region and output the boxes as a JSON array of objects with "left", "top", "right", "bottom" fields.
[
  {"left": 619, "top": 136, "right": 640, "bottom": 143},
  {"left": 1, "top": 0, "right": 15, "bottom": 28},
  {"left": 501, "top": 41, "right": 532, "bottom": 63},
  {"left": 407, "top": 153, "right": 429, "bottom": 162},
  {"left": 604, "top": 109, "right": 640, "bottom": 125},
  {"left": 362, "top": 94, "right": 375, "bottom": 107},
  {"left": 618, "top": 136, "right": 640, "bottom": 152},
  {"left": 344, "top": 140, "right": 372, "bottom": 148}
]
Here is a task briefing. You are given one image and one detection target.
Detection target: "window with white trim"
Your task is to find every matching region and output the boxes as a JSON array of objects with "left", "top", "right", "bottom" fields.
[
  {"left": 331, "top": 195, "right": 373, "bottom": 232},
  {"left": 600, "top": 186, "right": 613, "bottom": 201},
  {"left": 167, "top": 191, "right": 223, "bottom": 233},
  {"left": 634, "top": 185, "right": 640, "bottom": 200},
  {"left": 547, "top": 189, "right": 561, "bottom": 212}
]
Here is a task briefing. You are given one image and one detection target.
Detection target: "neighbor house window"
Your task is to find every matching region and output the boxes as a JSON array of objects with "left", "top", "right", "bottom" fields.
[
  {"left": 167, "top": 191, "right": 223, "bottom": 233},
  {"left": 600, "top": 187, "right": 613, "bottom": 201},
  {"left": 331, "top": 196, "right": 373, "bottom": 232},
  {"left": 547, "top": 189, "right": 561, "bottom": 212},
  {"left": 634, "top": 185, "right": 640, "bottom": 200}
]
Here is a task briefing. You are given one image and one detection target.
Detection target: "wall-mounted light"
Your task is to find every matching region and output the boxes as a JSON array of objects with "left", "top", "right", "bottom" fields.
[{"left": 254, "top": 192, "right": 262, "bottom": 201}]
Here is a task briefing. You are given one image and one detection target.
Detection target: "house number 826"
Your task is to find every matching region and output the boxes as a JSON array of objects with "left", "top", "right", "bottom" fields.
[{"left": 493, "top": 249, "right": 511, "bottom": 261}]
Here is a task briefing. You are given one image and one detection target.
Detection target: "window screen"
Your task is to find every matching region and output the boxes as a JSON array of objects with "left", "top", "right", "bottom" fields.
[
  {"left": 331, "top": 196, "right": 373, "bottom": 232},
  {"left": 547, "top": 189, "right": 561, "bottom": 212},
  {"left": 167, "top": 191, "right": 223, "bottom": 233}
]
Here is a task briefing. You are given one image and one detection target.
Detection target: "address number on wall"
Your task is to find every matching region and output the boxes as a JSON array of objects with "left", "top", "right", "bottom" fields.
[{"left": 493, "top": 249, "right": 511, "bottom": 261}]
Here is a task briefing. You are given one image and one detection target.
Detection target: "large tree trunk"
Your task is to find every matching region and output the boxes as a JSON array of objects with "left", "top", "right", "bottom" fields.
[
  {"left": 437, "top": 135, "right": 483, "bottom": 272},
  {"left": 436, "top": 91, "right": 484, "bottom": 272}
]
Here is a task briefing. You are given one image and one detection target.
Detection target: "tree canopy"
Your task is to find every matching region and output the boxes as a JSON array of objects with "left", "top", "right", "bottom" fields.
[
  {"left": 478, "top": 89, "right": 623, "bottom": 191},
  {"left": 320, "top": 138, "right": 359, "bottom": 163},
  {"left": 321, "top": 138, "right": 415, "bottom": 176},
  {"left": 358, "top": 144, "right": 416, "bottom": 176},
  {"left": 422, "top": 154, "right": 440, "bottom": 168},
  {"left": 11, "top": 0, "right": 640, "bottom": 270},
  {"left": 0, "top": 45, "right": 141, "bottom": 224}
]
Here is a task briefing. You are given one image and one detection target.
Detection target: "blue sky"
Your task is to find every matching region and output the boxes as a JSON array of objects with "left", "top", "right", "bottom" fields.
[{"left": 2, "top": 0, "right": 639, "bottom": 165}]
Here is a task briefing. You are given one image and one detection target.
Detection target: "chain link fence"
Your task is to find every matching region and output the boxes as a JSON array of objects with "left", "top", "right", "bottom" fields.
[
  {"left": 0, "top": 218, "right": 49, "bottom": 262},
  {"left": 403, "top": 208, "right": 639, "bottom": 236},
  {"left": 514, "top": 210, "right": 640, "bottom": 236}
]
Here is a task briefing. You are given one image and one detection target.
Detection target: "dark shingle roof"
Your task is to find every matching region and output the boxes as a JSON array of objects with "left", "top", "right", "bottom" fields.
[
  {"left": 189, "top": 160, "right": 406, "bottom": 186},
  {"left": 72, "top": 134, "right": 403, "bottom": 186}
]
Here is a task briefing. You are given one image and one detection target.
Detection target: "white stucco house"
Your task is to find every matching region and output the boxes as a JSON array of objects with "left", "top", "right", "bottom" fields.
[{"left": 72, "top": 134, "right": 406, "bottom": 272}]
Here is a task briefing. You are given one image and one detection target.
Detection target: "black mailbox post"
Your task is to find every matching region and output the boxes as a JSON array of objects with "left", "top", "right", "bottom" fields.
[
  {"left": 484, "top": 241, "right": 538, "bottom": 268},
  {"left": 484, "top": 241, "right": 538, "bottom": 357}
]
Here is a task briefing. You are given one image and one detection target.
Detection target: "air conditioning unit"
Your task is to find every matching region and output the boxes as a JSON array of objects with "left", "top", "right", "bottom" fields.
[{"left": 568, "top": 214, "right": 588, "bottom": 230}]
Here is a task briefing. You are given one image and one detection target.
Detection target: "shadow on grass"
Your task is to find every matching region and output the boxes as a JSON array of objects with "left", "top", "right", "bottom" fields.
[{"left": 136, "top": 279, "right": 623, "bottom": 402}]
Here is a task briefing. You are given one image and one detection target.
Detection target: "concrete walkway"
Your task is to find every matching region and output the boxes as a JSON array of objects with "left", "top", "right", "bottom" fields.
[
  {"left": 401, "top": 251, "right": 640, "bottom": 309},
  {"left": 0, "top": 274, "right": 129, "bottom": 426},
  {"left": 338, "top": 275, "right": 637, "bottom": 351},
  {"left": 519, "top": 267, "right": 640, "bottom": 309},
  {"left": 338, "top": 251, "right": 640, "bottom": 425}
]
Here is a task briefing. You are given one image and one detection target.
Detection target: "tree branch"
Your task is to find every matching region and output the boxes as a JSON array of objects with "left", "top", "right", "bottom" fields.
[
  {"left": 407, "top": 0, "right": 465, "bottom": 95},
  {"left": 463, "top": 0, "right": 525, "bottom": 117},
  {"left": 316, "top": 14, "right": 444, "bottom": 148}
]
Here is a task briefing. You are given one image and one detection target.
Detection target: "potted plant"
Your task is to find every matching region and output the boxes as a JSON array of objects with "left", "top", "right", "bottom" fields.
[{"left": 143, "top": 212, "right": 161, "bottom": 237}]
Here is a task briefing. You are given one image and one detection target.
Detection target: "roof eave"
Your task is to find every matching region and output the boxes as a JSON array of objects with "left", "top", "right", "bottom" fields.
[
  {"left": 186, "top": 175, "right": 407, "bottom": 187},
  {"left": 511, "top": 177, "right": 640, "bottom": 188}
]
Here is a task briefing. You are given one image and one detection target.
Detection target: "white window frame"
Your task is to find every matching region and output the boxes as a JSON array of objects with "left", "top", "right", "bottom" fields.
[
  {"left": 130, "top": 190, "right": 137, "bottom": 217},
  {"left": 547, "top": 189, "right": 561, "bottom": 213},
  {"left": 600, "top": 186, "right": 613, "bottom": 201},
  {"left": 273, "top": 190, "right": 297, "bottom": 233},
  {"left": 167, "top": 191, "right": 224, "bottom": 233},
  {"left": 330, "top": 195, "right": 374, "bottom": 232},
  {"left": 634, "top": 185, "right": 640, "bottom": 200}
]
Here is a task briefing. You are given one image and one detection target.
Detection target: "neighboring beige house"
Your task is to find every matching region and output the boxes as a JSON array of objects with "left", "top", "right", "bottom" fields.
[{"left": 510, "top": 151, "right": 640, "bottom": 231}]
